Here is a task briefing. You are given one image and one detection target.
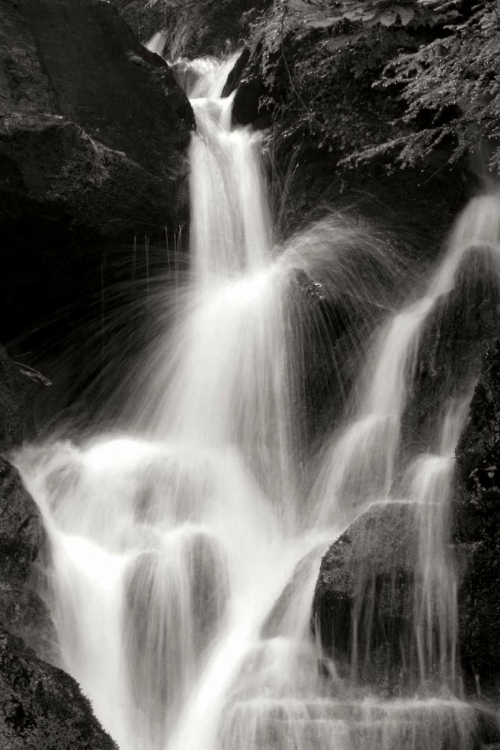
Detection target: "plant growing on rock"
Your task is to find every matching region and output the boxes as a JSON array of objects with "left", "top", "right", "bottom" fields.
[
  {"left": 374, "top": 0, "right": 500, "bottom": 171},
  {"left": 251, "top": 0, "right": 498, "bottom": 175}
]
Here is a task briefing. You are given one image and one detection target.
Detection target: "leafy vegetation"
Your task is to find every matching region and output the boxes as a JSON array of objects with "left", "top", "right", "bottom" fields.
[
  {"left": 251, "top": 0, "right": 500, "bottom": 173},
  {"left": 379, "top": 0, "right": 500, "bottom": 169}
]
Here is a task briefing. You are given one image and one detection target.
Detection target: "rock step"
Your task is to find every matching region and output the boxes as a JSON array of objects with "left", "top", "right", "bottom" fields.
[{"left": 220, "top": 698, "right": 500, "bottom": 750}]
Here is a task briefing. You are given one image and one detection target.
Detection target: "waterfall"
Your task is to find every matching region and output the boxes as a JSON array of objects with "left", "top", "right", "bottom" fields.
[{"left": 14, "top": 52, "right": 500, "bottom": 750}]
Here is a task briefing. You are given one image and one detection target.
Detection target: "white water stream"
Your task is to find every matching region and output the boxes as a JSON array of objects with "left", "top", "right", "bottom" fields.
[{"left": 15, "top": 56, "right": 500, "bottom": 750}]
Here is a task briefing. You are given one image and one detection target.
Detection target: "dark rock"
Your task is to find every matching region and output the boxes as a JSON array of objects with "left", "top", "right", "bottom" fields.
[
  {"left": 1, "top": 114, "right": 181, "bottom": 239},
  {"left": 221, "top": 47, "right": 251, "bottom": 98},
  {"left": 455, "top": 339, "right": 500, "bottom": 703},
  {"left": 312, "top": 502, "right": 418, "bottom": 693},
  {"left": 232, "top": 76, "right": 272, "bottom": 129},
  {"left": 0, "top": 346, "right": 43, "bottom": 452},
  {"left": 0, "top": 626, "right": 117, "bottom": 749},
  {"left": 0, "top": 0, "right": 193, "bottom": 392},
  {"left": 0, "top": 343, "right": 52, "bottom": 657},
  {"left": 0, "top": 0, "right": 193, "bottom": 240},
  {"left": 0, "top": 458, "right": 52, "bottom": 660}
]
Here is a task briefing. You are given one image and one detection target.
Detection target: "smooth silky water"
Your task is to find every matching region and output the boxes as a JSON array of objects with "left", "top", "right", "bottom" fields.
[{"left": 14, "top": 55, "right": 500, "bottom": 750}]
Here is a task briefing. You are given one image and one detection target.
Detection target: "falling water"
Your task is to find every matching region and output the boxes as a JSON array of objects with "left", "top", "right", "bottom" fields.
[
  {"left": 15, "top": 52, "right": 500, "bottom": 750},
  {"left": 313, "top": 192, "right": 500, "bottom": 525}
]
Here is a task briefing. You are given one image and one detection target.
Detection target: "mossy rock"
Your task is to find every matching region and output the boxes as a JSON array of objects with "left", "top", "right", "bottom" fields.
[{"left": 0, "top": 627, "right": 117, "bottom": 749}]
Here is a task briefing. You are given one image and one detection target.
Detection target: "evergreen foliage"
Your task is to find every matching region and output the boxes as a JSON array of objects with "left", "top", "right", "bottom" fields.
[
  {"left": 379, "top": 0, "right": 500, "bottom": 169},
  {"left": 254, "top": 0, "right": 500, "bottom": 173}
]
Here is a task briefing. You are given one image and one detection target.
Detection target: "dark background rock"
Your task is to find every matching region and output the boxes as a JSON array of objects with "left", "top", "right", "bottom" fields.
[
  {"left": 0, "top": 627, "right": 117, "bottom": 749},
  {"left": 0, "top": 0, "right": 193, "bottom": 333},
  {"left": 455, "top": 340, "right": 500, "bottom": 704},
  {"left": 0, "top": 0, "right": 193, "bottom": 240},
  {"left": 0, "top": 346, "right": 42, "bottom": 452}
]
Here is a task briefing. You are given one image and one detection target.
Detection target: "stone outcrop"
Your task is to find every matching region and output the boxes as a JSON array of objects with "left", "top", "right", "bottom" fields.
[
  {"left": 0, "top": 458, "right": 49, "bottom": 658},
  {"left": 0, "top": 346, "right": 42, "bottom": 453},
  {"left": 312, "top": 502, "right": 417, "bottom": 693},
  {"left": 0, "top": 345, "right": 45, "bottom": 651},
  {"left": 455, "top": 340, "right": 500, "bottom": 703},
  {"left": 0, "top": 627, "right": 117, "bottom": 749},
  {"left": 0, "top": 0, "right": 193, "bottom": 239}
]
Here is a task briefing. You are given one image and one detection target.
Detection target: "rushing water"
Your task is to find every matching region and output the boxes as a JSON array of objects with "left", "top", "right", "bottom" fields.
[{"left": 15, "top": 55, "right": 500, "bottom": 750}]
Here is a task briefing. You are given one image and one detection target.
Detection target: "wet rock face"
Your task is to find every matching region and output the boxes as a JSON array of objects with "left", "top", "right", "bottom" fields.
[
  {"left": 402, "top": 244, "right": 500, "bottom": 458},
  {"left": 0, "top": 627, "right": 117, "bottom": 750},
  {"left": 312, "top": 503, "right": 418, "bottom": 693},
  {"left": 455, "top": 340, "right": 500, "bottom": 701}
]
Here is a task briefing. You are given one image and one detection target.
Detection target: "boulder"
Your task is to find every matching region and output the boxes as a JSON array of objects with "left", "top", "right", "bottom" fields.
[
  {"left": 312, "top": 502, "right": 418, "bottom": 694},
  {"left": 0, "top": 0, "right": 193, "bottom": 238},
  {"left": 0, "top": 345, "right": 43, "bottom": 452},
  {"left": 0, "top": 627, "right": 117, "bottom": 749}
]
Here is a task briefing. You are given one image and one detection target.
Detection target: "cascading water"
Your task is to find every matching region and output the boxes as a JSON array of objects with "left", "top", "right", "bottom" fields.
[{"left": 14, "top": 53, "right": 500, "bottom": 750}]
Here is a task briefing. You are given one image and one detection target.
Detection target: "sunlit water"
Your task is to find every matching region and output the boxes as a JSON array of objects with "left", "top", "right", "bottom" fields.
[{"left": 15, "top": 54, "right": 500, "bottom": 750}]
